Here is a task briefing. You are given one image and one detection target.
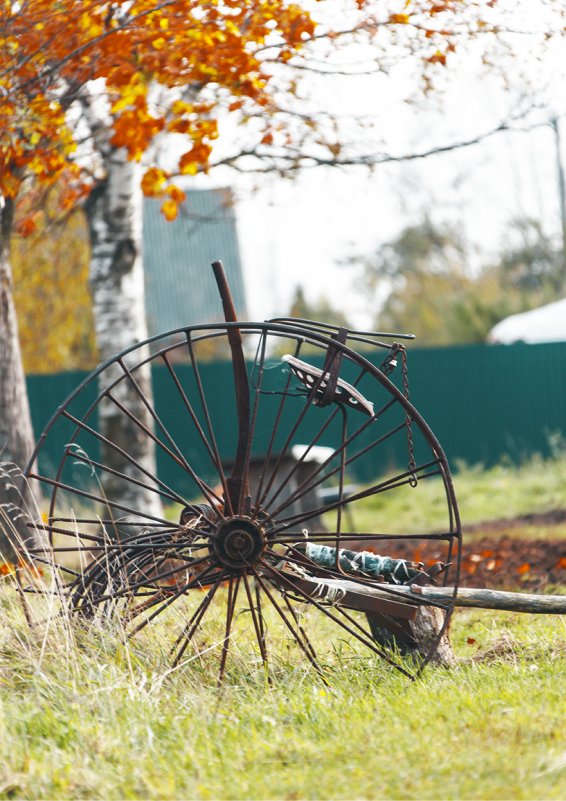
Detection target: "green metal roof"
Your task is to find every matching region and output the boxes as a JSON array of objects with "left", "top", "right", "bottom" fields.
[{"left": 143, "top": 188, "right": 247, "bottom": 336}]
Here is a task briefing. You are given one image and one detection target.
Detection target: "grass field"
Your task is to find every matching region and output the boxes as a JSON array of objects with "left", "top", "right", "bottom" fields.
[
  {"left": 0, "top": 454, "right": 565, "bottom": 800},
  {"left": 353, "top": 452, "right": 566, "bottom": 539}
]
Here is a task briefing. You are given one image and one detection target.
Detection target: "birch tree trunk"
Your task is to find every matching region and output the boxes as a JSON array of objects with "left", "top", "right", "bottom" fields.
[
  {"left": 85, "top": 147, "right": 163, "bottom": 526},
  {"left": 0, "top": 196, "right": 43, "bottom": 562}
]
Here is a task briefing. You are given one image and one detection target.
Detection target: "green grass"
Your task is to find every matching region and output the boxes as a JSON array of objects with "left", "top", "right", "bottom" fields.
[
  {"left": 1, "top": 454, "right": 565, "bottom": 800},
  {"left": 453, "top": 454, "right": 566, "bottom": 526},
  {"left": 0, "top": 585, "right": 564, "bottom": 801},
  {"left": 353, "top": 453, "right": 566, "bottom": 538}
]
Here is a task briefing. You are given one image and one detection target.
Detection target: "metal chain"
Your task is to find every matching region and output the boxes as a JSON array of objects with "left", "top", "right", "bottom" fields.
[{"left": 398, "top": 344, "right": 418, "bottom": 488}]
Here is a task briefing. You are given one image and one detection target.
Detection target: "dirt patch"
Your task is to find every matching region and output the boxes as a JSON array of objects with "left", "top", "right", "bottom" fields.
[{"left": 385, "top": 512, "right": 566, "bottom": 591}]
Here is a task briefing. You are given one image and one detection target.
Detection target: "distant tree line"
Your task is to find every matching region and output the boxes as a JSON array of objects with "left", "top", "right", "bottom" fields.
[{"left": 353, "top": 216, "right": 565, "bottom": 345}]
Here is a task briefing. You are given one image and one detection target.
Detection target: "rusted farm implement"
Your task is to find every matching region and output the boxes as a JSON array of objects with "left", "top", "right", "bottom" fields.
[{"left": 20, "top": 262, "right": 565, "bottom": 683}]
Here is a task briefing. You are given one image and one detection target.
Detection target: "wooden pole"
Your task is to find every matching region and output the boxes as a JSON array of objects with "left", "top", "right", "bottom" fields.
[
  {"left": 410, "top": 585, "right": 566, "bottom": 614},
  {"left": 298, "top": 574, "right": 566, "bottom": 614}
]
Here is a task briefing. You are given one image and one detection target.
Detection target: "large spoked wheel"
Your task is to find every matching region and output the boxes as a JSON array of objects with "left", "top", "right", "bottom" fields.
[{"left": 24, "top": 320, "right": 461, "bottom": 683}]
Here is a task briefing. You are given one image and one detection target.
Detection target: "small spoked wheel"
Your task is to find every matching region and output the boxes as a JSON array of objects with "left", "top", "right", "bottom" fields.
[{"left": 24, "top": 319, "right": 461, "bottom": 683}]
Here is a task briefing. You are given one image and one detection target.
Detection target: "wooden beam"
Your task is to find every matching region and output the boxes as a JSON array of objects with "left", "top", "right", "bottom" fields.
[
  {"left": 410, "top": 585, "right": 566, "bottom": 614},
  {"left": 287, "top": 574, "right": 566, "bottom": 614},
  {"left": 281, "top": 572, "right": 418, "bottom": 619}
]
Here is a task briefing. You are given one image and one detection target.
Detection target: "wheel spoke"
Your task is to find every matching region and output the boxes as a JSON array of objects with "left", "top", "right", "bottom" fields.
[
  {"left": 63, "top": 449, "right": 185, "bottom": 506},
  {"left": 262, "top": 366, "right": 378, "bottom": 515},
  {"left": 242, "top": 332, "right": 268, "bottom": 507},
  {"left": 242, "top": 572, "right": 268, "bottom": 668},
  {"left": 270, "top": 460, "right": 443, "bottom": 534},
  {"left": 127, "top": 560, "right": 223, "bottom": 636},
  {"left": 59, "top": 410, "right": 192, "bottom": 510},
  {"left": 172, "top": 571, "right": 227, "bottom": 666},
  {"left": 69, "top": 553, "right": 214, "bottom": 610},
  {"left": 267, "top": 416, "right": 405, "bottom": 521},
  {"left": 333, "top": 407, "right": 348, "bottom": 566},
  {"left": 186, "top": 332, "right": 233, "bottom": 515},
  {"left": 252, "top": 338, "right": 302, "bottom": 512},
  {"left": 259, "top": 557, "right": 414, "bottom": 678},
  {"left": 106, "top": 387, "right": 223, "bottom": 514},
  {"left": 218, "top": 577, "right": 241, "bottom": 685},
  {"left": 50, "top": 517, "right": 176, "bottom": 530},
  {"left": 28, "top": 521, "right": 107, "bottom": 544},
  {"left": 160, "top": 350, "right": 233, "bottom": 496},
  {"left": 28, "top": 472, "right": 175, "bottom": 526},
  {"left": 251, "top": 565, "right": 326, "bottom": 678}
]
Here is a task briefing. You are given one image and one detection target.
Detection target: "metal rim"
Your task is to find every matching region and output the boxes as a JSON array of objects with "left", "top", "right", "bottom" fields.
[{"left": 24, "top": 320, "right": 461, "bottom": 683}]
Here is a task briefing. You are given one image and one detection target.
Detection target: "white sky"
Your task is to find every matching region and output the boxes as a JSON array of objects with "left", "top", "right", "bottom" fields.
[
  {"left": 171, "top": 2, "right": 566, "bottom": 328},
  {"left": 215, "top": 111, "right": 564, "bottom": 327}
]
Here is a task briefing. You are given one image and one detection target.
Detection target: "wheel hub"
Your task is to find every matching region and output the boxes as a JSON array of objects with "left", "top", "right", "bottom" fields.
[{"left": 213, "top": 517, "right": 266, "bottom": 570}]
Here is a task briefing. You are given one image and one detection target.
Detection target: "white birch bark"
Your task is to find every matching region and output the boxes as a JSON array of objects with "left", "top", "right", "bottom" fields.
[
  {"left": 85, "top": 146, "right": 163, "bottom": 524},
  {"left": 0, "top": 196, "right": 44, "bottom": 562}
]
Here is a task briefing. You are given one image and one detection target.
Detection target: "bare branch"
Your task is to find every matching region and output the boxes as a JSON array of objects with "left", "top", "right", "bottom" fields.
[{"left": 208, "top": 116, "right": 554, "bottom": 175}]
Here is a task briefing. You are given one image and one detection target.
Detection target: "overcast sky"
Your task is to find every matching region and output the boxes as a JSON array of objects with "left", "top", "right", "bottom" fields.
[
  {"left": 176, "top": 2, "right": 566, "bottom": 328},
  {"left": 233, "top": 118, "right": 563, "bottom": 326}
]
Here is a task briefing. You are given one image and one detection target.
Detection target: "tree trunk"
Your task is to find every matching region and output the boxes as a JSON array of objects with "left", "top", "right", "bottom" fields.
[
  {"left": 0, "top": 196, "right": 43, "bottom": 563},
  {"left": 85, "top": 147, "right": 163, "bottom": 526}
]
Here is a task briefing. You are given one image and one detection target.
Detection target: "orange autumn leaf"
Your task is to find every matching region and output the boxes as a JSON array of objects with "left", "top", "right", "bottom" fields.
[
  {"left": 167, "top": 185, "right": 187, "bottom": 204},
  {"left": 167, "top": 119, "right": 193, "bottom": 134},
  {"left": 179, "top": 143, "right": 213, "bottom": 174},
  {"left": 517, "top": 562, "right": 531, "bottom": 575},
  {"left": 141, "top": 167, "right": 168, "bottom": 197},
  {"left": 389, "top": 13, "right": 411, "bottom": 24},
  {"left": 0, "top": 560, "right": 42, "bottom": 577},
  {"left": 556, "top": 557, "right": 566, "bottom": 570},
  {"left": 2, "top": 0, "right": 322, "bottom": 217},
  {"left": 161, "top": 198, "right": 179, "bottom": 221},
  {"left": 1, "top": 170, "right": 22, "bottom": 199},
  {"left": 15, "top": 216, "right": 38, "bottom": 237},
  {"left": 428, "top": 50, "right": 447, "bottom": 65},
  {"left": 17, "top": 559, "right": 43, "bottom": 578}
]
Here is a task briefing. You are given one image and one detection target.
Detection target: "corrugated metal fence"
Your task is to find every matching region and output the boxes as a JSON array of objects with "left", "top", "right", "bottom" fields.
[{"left": 26, "top": 341, "right": 566, "bottom": 487}]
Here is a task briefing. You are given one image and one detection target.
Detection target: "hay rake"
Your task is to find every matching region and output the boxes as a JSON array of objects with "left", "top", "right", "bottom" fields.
[{"left": 23, "top": 261, "right": 463, "bottom": 683}]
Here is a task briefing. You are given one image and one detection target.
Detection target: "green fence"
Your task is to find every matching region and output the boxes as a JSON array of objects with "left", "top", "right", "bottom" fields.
[{"left": 26, "top": 341, "right": 566, "bottom": 490}]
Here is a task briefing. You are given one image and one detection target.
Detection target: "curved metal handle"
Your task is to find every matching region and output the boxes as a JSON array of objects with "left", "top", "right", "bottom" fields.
[{"left": 211, "top": 261, "right": 250, "bottom": 514}]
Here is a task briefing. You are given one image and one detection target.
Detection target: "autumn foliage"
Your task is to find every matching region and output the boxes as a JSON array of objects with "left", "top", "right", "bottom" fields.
[
  {"left": 1, "top": 0, "right": 319, "bottom": 221},
  {"left": 11, "top": 185, "right": 97, "bottom": 374},
  {"left": 1, "top": 0, "right": 521, "bottom": 223},
  {"left": 3, "top": 0, "right": 564, "bottom": 371}
]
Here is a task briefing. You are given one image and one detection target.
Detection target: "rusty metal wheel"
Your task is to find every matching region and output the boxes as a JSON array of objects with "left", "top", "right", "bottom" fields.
[{"left": 24, "top": 313, "right": 461, "bottom": 683}]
